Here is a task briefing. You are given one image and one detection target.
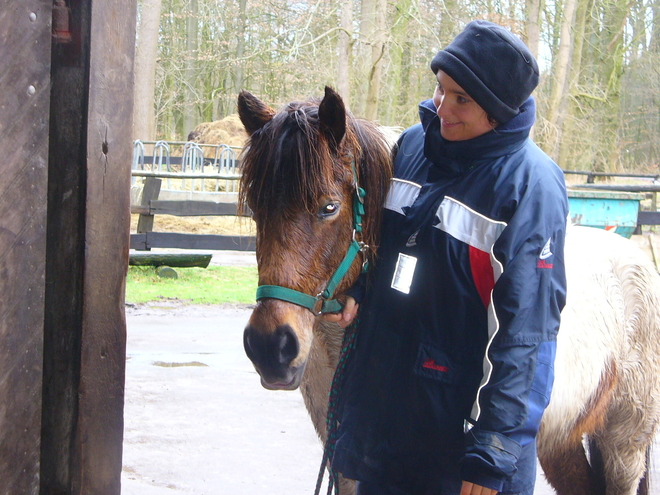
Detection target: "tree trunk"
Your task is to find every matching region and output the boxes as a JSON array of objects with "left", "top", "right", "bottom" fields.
[
  {"left": 557, "top": 0, "right": 591, "bottom": 169},
  {"left": 364, "top": 0, "right": 387, "bottom": 120},
  {"left": 233, "top": 0, "right": 247, "bottom": 96},
  {"left": 184, "top": 0, "right": 199, "bottom": 137},
  {"left": 526, "top": 0, "right": 542, "bottom": 59},
  {"left": 544, "top": 0, "right": 578, "bottom": 158},
  {"left": 651, "top": 0, "right": 660, "bottom": 52},
  {"left": 133, "top": 0, "right": 163, "bottom": 140},
  {"left": 337, "top": 0, "right": 353, "bottom": 108},
  {"left": 384, "top": 0, "right": 411, "bottom": 124}
]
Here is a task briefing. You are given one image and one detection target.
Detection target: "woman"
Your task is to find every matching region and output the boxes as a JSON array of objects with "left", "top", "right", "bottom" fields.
[{"left": 326, "top": 20, "right": 568, "bottom": 495}]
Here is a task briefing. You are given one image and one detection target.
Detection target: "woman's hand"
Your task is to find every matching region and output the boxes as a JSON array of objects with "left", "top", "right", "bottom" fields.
[
  {"left": 323, "top": 296, "right": 358, "bottom": 328},
  {"left": 460, "top": 481, "right": 498, "bottom": 495}
]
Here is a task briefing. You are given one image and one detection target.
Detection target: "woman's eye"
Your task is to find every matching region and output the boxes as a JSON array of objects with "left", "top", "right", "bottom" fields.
[{"left": 320, "top": 202, "right": 340, "bottom": 217}]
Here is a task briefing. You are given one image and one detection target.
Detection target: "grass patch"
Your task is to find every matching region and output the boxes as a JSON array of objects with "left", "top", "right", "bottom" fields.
[{"left": 126, "top": 265, "right": 258, "bottom": 305}]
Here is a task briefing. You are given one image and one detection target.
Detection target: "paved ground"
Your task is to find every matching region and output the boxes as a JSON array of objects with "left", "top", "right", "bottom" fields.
[
  {"left": 121, "top": 304, "right": 330, "bottom": 495},
  {"left": 122, "top": 247, "right": 660, "bottom": 494},
  {"left": 121, "top": 303, "right": 568, "bottom": 495}
]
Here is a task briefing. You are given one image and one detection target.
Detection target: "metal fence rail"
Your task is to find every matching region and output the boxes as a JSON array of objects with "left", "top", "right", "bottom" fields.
[{"left": 132, "top": 140, "right": 242, "bottom": 193}]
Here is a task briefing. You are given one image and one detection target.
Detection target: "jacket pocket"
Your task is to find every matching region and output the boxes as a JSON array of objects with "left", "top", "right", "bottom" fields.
[{"left": 414, "top": 342, "right": 456, "bottom": 384}]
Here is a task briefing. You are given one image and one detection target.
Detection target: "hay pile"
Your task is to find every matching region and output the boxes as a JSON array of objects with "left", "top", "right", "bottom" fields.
[{"left": 187, "top": 114, "right": 247, "bottom": 148}]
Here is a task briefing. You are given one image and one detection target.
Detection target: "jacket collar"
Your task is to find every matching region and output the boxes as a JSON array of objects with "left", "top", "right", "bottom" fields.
[{"left": 419, "top": 97, "right": 536, "bottom": 176}]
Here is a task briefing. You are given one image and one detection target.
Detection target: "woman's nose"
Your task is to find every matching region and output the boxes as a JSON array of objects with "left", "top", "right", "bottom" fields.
[{"left": 436, "top": 98, "right": 446, "bottom": 118}]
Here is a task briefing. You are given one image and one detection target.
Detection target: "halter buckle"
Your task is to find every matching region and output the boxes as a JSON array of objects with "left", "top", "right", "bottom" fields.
[{"left": 313, "top": 293, "right": 326, "bottom": 315}]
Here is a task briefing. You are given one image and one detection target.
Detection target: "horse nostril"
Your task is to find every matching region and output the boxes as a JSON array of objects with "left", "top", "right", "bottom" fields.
[
  {"left": 243, "top": 327, "right": 258, "bottom": 363},
  {"left": 243, "top": 324, "right": 300, "bottom": 377},
  {"left": 275, "top": 325, "right": 299, "bottom": 366}
]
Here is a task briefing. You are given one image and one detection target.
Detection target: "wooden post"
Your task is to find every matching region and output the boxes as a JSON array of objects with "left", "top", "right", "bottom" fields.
[
  {"left": 136, "top": 176, "right": 162, "bottom": 236},
  {"left": 0, "top": 1, "right": 51, "bottom": 493},
  {"left": 41, "top": 0, "right": 136, "bottom": 493}
]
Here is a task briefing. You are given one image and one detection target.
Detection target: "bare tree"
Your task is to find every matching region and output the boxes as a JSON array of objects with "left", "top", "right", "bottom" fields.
[
  {"left": 337, "top": 0, "right": 353, "bottom": 107},
  {"left": 133, "top": 0, "right": 163, "bottom": 140}
]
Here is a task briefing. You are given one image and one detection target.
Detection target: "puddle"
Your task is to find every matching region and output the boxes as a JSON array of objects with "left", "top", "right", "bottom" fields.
[{"left": 152, "top": 361, "right": 209, "bottom": 368}]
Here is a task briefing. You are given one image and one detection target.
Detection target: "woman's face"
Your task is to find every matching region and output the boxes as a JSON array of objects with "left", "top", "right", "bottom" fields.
[{"left": 432, "top": 71, "right": 495, "bottom": 141}]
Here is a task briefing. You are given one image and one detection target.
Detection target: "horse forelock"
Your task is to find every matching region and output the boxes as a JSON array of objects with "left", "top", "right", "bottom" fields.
[
  {"left": 239, "top": 96, "right": 393, "bottom": 266},
  {"left": 239, "top": 100, "right": 344, "bottom": 222}
]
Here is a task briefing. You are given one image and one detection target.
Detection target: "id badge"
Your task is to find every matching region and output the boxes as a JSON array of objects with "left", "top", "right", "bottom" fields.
[{"left": 391, "top": 253, "right": 417, "bottom": 294}]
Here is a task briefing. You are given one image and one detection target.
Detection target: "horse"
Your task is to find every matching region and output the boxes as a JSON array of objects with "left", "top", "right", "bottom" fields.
[{"left": 237, "top": 86, "right": 660, "bottom": 495}]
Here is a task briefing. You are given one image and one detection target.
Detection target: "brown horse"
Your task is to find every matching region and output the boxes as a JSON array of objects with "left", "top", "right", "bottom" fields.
[
  {"left": 238, "top": 87, "right": 660, "bottom": 495},
  {"left": 238, "top": 86, "right": 391, "bottom": 493}
]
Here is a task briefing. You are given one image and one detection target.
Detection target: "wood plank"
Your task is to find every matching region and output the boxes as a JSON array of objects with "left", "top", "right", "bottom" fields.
[
  {"left": 40, "top": 1, "right": 103, "bottom": 491},
  {"left": 129, "top": 253, "right": 212, "bottom": 268},
  {"left": 130, "top": 205, "right": 150, "bottom": 215},
  {"left": 136, "top": 177, "right": 162, "bottom": 233},
  {"left": 150, "top": 199, "right": 245, "bottom": 216},
  {"left": 573, "top": 183, "right": 660, "bottom": 193},
  {"left": 0, "top": 1, "right": 51, "bottom": 494},
  {"left": 131, "top": 232, "right": 256, "bottom": 251},
  {"left": 75, "top": 0, "right": 137, "bottom": 492},
  {"left": 638, "top": 211, "right": 660, "bottom": 226},
  {"left": 132, "top": 170, "right": 241, "bottom": 179}
]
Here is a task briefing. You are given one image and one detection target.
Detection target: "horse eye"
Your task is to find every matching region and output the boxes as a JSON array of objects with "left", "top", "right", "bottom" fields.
[{"left": 320, "top": 202, "right": 340, "bottom": 218}]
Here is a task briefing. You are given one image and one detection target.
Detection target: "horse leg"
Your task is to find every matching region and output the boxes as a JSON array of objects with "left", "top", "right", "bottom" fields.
[
  {"left": 590, "top": 406, "right": 653, "bottom": 495},
  {"left": 538, "top": 437, "right": 601, "bottom": 495},
  {"left": 634, "top": 446, "right": 651, "bottom": 495}
]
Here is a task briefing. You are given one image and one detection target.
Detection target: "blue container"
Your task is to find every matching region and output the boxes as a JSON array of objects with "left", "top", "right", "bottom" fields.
[{"left": 567, "top": 189, "right": 644, "bottom": 238}]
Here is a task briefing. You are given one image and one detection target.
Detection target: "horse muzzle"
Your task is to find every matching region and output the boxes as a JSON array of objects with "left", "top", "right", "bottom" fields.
[{"left": 243, "top": 323, "right": 305, "bottom": 390}]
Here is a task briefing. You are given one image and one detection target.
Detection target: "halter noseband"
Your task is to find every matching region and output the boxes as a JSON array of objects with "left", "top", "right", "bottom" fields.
[{"left": 255, "top": 165, "right": 368, "bottom": 315}]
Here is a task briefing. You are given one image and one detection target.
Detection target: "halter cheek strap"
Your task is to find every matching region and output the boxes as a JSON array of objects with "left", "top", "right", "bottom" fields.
[{"left": 255, "top": 166, "right": 368, "bottom": 315}]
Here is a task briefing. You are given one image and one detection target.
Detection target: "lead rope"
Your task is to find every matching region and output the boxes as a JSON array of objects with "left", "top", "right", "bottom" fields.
[{"left": 314, "top": 318, "right": 359, "bottom": 495}]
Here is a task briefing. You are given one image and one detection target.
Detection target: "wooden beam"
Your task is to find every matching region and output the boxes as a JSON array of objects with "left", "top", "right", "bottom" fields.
[
  {"left": 572, "top": 184, "right": 660, "bottom": 193},
  {"left": 136, "top": 177, "right": 162, "bottom": 234},
  {"left": 41, "top": 0, "right": 136, "bottom": 493},
  {"left": 132, "top": 170, "right": 241, "bottom": 180},
  {"left": 638, "top": 211, "right": 660, "bottom": 226},
  {"left": 129, "top": 253, "right": 213, "bottom": 268},
  {"left": 131, "top": 201, "right": 251, "bottom": 216},
  {"left": 0, "top": 1, "right": 51, "bottom": 493},
  {"left": 76, "top": 0, "right": 136, "bottom": 491},
  {"left": 41, "top": 0, "right": 94, "bottom": 490},
  {"left": 131, "top": 232, "right": 256, "bottom": 251},
  {"left": 150, "top": 200, "right": 248, "bottom": 216}
]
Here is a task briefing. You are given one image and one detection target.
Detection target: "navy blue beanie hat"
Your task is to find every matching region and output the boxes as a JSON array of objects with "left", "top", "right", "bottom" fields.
[{"left": 430, "top": 20, "right": 539, "bottom": 124}]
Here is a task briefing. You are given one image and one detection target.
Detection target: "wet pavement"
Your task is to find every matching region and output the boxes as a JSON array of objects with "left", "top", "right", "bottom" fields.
[
  {"left": 121, "top": 304, "right": 329, "bottom": 495},
  {"left": 121, "top": 246, "right": 660, "bottom": 494},
  {"left": 121, "top": 304, "right": 570, "bottom": 495}
]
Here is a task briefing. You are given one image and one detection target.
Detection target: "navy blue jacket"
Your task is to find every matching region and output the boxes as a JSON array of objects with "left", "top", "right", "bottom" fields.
[{"left": 333, "top": 97, "right": 568, "bottom": 493}]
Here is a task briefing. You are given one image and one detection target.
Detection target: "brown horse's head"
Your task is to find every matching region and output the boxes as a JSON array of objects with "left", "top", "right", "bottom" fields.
[{"left": 238, "top": 87, "right": 392, "bottom": 390}]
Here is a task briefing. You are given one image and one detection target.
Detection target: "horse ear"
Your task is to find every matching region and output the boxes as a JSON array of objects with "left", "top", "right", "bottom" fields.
[
  {"left": 238, "top": 90, "right": 275, "bottom": 135},
  {"left": 318, "top": 86, "right": 346, "bottom": 149}
]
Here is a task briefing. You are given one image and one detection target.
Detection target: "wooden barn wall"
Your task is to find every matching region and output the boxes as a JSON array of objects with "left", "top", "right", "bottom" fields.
[
  {"left": 0, "top": 1, "right": 52, "bottom": 494},
  {"left": 41, "top": 0, "right": 137, "bottom": 493},
  {"left": 0, "top": 0, "right": 134, "bottom": 492}
]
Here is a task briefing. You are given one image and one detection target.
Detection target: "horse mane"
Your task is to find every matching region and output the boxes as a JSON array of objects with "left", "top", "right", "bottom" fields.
[{"left": 239, "top": 98, "right": 393, "bottom": 262}]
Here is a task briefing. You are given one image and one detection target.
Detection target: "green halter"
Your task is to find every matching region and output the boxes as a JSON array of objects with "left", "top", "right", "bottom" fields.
[{"left": 255, "top": 166, "right": 367, "bottom": 315}]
